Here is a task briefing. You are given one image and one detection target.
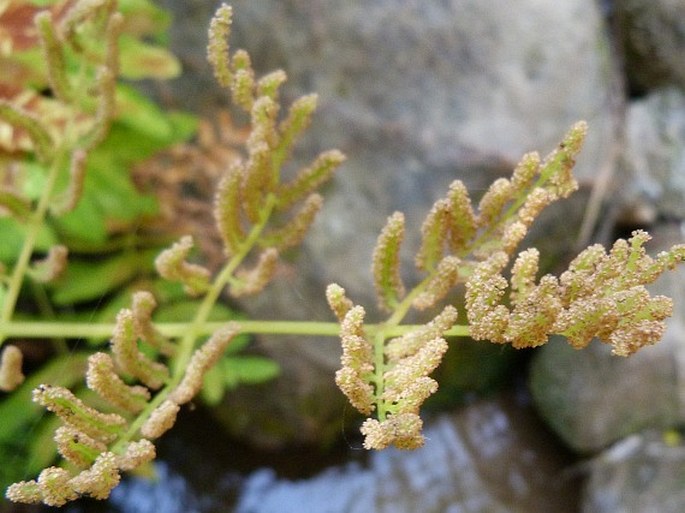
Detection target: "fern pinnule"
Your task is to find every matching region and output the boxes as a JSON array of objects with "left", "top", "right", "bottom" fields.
[
  {"left": 35, "top": 11, "right": 73, "bottom": 104},
  {"left": 111, "top": 309, "right": 169, "bottom": 389},
  {"left": 170, "top": 323, "right": 240, "bottom": 404},
  {"left": 140, "top": 400, "right": 181, "bottom": 439},
  {"left": 86, "top": 352, "right": 151, "bottom": 413},
  {"left": 411, "top": 256, "right": 460, "bottom": 310},
  {"left": 275, "top": 149, "right": 346, "bottom": 210},
  {"left": 54, "top": 425, "right": 107, "bottom": 468},
  {"left": 261, "top": 193, "right": 323, "bottom": 251},
  {"left": 326, "top": 283, "right": 355, "bottom": 322},
  {"left": 444, "top": 180, "right": 477, "bottom": 255},
  {"left": 0, "top": 345, "right": 25, "bottom": 391},
  {"left": 0, "top": 101, "right": 54, "bottom": 163},
  {"left": 415, "top": 199, "right": 451, "bottom": 272},
  {"left": 372, "top": 212, "right": 406, "bottom": 311},
  {"left": 229, "top": 248, "right": 280, "bottom": 297},
  {"left": 32, "top": 385, "right": 127, "bottom": 443},
  {"left": 207, "top": 3, "right": 233, "bottom": 88},
  {"left": 155, "top": 236, "right": 212, "bottom": 296}
]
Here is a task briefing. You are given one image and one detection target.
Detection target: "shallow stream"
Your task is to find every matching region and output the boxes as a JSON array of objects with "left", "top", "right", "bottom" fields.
[{"left": 49, "top": 391, "right": 580, "bottom": 513}]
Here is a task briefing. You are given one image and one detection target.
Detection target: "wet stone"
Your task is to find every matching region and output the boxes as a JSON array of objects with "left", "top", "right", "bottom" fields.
[
  {"left": 581, "top": 430, "right": 685, "bottom": 513},
  {"left": 232, "top": 395, "right": 578, "bottom": 513}
]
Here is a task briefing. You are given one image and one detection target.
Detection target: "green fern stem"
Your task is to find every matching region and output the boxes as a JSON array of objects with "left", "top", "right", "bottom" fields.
[
  {"left": 371, "top": 329, "right": 389, "bottom": 419},
  {"left": 0, "top": 149, "right": 68, "bottom": 346},
  {"left": 0, "top": 319, "right": 470, "bottom": 339},
  {"left": 368, "top": 270, "right": 448, "bottom": 420},
  {"left": 171, "top": 193, "right": 279, "bottom": 375}
]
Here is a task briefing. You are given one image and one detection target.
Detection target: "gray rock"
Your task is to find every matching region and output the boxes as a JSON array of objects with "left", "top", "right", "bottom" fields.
[
  {"left": 529, "top": 223, "right": 685, "bottom": 453},
  {"left": 614, "top": 0, "right": 685, "bottom": 92},
  {"left": 619, "top": 87, "right": 685, "bottom": 221},
  {"left": 581, "top": 430, "right": 685, "bottom": 513}
]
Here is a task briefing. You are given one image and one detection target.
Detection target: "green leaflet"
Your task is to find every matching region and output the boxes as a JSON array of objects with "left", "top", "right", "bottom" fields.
[
  {"left": 49, "top": 250, "right": 158, "bottom": 306},
  {"left": 114, "top": 85, "right": 197, "bottom": 142},
  {"left": 117, "top": 0, "right": 172, "bottom": 38},
  {"left": 201, "top": 355, "right": 281, "bottom": 406},
  {"left": 0, "top": 218, "right": 57, "bottom": 264},
  {"left": 118, "top": 36, "right": 180, "bottom": 80},
  {"left": 52, "top": 95, "right": 196, "bottom": 243},
  {"left": 222, "top": 356, "right": 281, "bottom": 387}
]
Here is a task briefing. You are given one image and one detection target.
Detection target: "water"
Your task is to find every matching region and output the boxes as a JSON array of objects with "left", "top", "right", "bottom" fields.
[{"left": 41, "top": 391, "right": 579, "bottom": 513}]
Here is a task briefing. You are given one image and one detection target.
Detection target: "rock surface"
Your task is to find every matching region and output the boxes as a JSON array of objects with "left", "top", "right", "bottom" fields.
[
  {"left": 619, "top": 87, "right": 685, "bottom": 220},
  {"left": 614, "top": 0, "right": 685, "bottom": 92},
  {"left": 581, "top": 430, "right": 685, "bottom": 513}
]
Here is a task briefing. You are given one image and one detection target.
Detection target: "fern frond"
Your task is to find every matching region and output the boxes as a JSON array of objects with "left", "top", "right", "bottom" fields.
[
  {"left": 229, "top": 248, "right": 279, "bottom": 297},
  {"left": 276, "top": 150, "right": 346, "bottom": 209},
  {"left": 207, "top": 3, "right": 233, "bottom": 88},
  {"left": 50, "top": 149, "right": 88, "bottom": 215},
  {"left": 0, "top": 188, "right": 32, "bottom": 221},
  {"left": 35, "top": 11, "right": 73, "bottom": 103}
]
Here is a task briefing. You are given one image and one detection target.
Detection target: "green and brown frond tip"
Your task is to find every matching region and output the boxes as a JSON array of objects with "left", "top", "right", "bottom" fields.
[
  {"left": 207, "top": 3, "right": 233, "bottom": 88},
  {"left": 372, "top": 212, "right": 406, "bottom": 311},
  {"left": 470, "top": 121, "right": 587, "bottom": 258},
  {"left": 7, "top": 291, "right": 241, "bottom": 506},
  {"left": 466, "top": 230, "right": 685, "bottom": 355},
  {"left": 6, "top": 441, "right": 156, "bottom": 506}
]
